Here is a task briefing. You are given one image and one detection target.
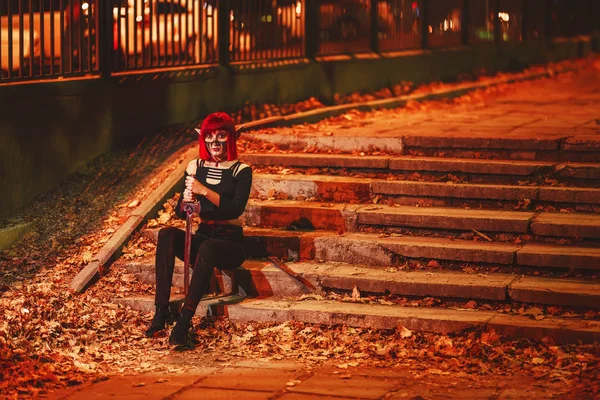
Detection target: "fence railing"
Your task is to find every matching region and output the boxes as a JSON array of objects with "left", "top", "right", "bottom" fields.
[{"left": 0, "top": 0, "right": 598, "bottom": 83}]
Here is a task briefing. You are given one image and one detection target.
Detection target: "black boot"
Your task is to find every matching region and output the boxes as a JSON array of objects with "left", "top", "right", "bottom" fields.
[
  {"left": 145, "top": 304, "right": 173, "bottom": 338},
  {"left": 169, "top": 308, "right": 196, "bottom": 349}
]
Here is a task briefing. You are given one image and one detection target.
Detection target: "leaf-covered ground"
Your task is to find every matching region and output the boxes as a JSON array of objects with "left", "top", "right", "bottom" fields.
[{"left": 1, "top": 58, "right": 599, "bottom": 398}]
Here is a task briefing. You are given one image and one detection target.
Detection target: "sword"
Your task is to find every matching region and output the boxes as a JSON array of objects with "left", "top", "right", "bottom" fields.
[
  {"left": 182, "top": 202, "right": 201, "bottom": 297},
  {"left": 268, "top": 256, "right": 316, "bottom": 291}
]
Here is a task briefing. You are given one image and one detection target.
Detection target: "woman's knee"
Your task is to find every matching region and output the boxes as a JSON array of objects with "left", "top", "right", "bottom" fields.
[{"left": 158, "top": 227, "right": 180, "bottom": 243}]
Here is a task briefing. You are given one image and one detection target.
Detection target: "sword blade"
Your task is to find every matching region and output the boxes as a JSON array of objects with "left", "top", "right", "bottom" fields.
[{"left": 268, "top": 257, "right": 316, "bottom": 291}]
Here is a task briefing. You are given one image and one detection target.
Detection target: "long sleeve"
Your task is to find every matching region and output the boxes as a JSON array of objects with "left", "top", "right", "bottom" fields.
[{"left": 201, "top": 167, "right": 252, "bottom": 221}]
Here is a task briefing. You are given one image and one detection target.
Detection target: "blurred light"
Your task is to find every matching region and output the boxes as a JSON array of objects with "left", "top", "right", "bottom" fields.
[
  {"left": 498, "top": 12, "right": 509, "bottom": 22},
  {"left": 230, "top": 10, "right": 234, "bottom": 21},
  {"left": 295, "top": 1, "right": 302, "bottom": 15},
  {"left": 136, "top": 15, "right": 143, "bottom": 22},
  {"left": 428, "top": 25, "right": 432, "bottom": 33},
  {"left": 81, "top": 2, "right": 89, "bottom": 11},
  {"left": 443, "top": 19, "right": 449, "bottom": 31}
]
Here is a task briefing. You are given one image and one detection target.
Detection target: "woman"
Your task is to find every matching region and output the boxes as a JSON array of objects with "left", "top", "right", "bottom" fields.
[{"left": 145, "top": 112, "right": 252, "bottom": 347}]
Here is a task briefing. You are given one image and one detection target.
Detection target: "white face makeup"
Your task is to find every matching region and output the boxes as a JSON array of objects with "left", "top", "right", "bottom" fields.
[{"left": 204, "top": 130, "right": 228, "bottom": 161}]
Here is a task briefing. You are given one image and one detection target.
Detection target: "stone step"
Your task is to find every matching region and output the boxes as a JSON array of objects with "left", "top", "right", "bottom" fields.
[
  {"left": 115, "top": 294, "right": 246, "bottom": 317},
  {"left": 531, "top": 213, "right": 600, "bottom": 239},
  {"left": 401, "top": 135, "right": 562, "bottom": 151},
  {"left": 289, "top": 261, "right": 600, "bottom": 308},
  {"left": 516, "top": 243, "right": 600, "bottom": 270},
  {"left": 115, "top": 257, "right": 310, "bottom": 298},
  {"left": 142, "top": 227, "right": 600, "bottom": 271},
  {"left": 389, "top": 157, "right": 554, "bottom": 176},
  {"left": 557, "top": 163, "right": 600, "bottom": 180},
  {"left": 244, "top": 200, "right": 600, "bottom": 238},
  {"left": 312, "top": 233, "right": 600, "bottom": 271},
  {"left": 358, "top": 206, "right": 531, "bottom": 234},
  {"left": 252, "top": 173, "right": 600, "bottom": 205},
  {"left": 243, "top": 153, "right": 556, "bottom": 176},
  {"left": 243, "top": 131, "right": 600, "bottom": 162},
  {"left": 115, "top": 249, "right": 600, "bottom": 309},
  {"left": 244, "top": 200, "right": 533, "bottom": 233},
  {"left": 508, "top": 276, "right": 600, "bottom": 308},
  {"left": 242, "top": 132, "right": 405, "bottom": 154},
  {"left": 225, "top": 298, "right": 600, "bottom": 344},
  {"left": 114, "top": 256, "right": 234, "bottom": 294}
]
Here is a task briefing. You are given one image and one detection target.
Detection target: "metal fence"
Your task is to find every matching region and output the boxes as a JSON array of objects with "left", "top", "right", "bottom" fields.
[
  {"left": 378, "top": 0, "right": 422, "bottom": 52},
  {"left": 0, "top": 0, "right": 598, "bottom": 83},
  {"left": 0, "top": 0, "right": 98, "bottom": 80},
  {"left": 111, "top": 0, "right": 215, "bottom": 71}
]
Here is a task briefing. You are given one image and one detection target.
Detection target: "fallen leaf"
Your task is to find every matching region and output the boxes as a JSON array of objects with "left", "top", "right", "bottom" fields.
[
  {"left": 128, "top": 199, "right": 140, "bottom": 208},
  {"left": 351, "top": 285, "right": 361, "bottom": 300},
  {"left": 399, "top": 326, "right": 412, "bottom": 338}
]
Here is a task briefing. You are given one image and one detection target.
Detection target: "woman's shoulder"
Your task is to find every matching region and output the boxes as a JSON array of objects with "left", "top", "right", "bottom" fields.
[
  {"left": 233, "top": 161, "right": 251, "bottom": 178},
  {"left": 185, "top": 159, "right": 199, "bottom": 175}
]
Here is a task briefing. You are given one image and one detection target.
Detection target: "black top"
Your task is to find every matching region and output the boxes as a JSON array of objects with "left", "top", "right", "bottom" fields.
[{"left": 175, "top": 159, "right": 252, "bottom": 221}]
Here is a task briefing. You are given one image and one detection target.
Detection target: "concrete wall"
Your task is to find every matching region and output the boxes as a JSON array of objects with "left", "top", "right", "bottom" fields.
[{"left": 0, "top": 36, "right": 597, "bottom": 218}]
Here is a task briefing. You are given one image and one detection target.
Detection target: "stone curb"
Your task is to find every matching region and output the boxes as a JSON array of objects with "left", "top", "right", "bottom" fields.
[
  {"left": 70, "top": 66, "right": 577, "bottom": 293},
  {"left": 0, "top": 220, "right": 36, "bottom": 251}
]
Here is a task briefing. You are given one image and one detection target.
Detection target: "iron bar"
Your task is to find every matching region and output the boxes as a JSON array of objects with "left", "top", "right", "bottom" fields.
[
  {"left": 8, "top": 0, "right": 13, "bottom": 78},
  {"left": 39, "top": 0, "right": 45, "bottom": 75},
  {"left": 29, "top": 0, "right": 34, "bottom": 76},
  {"left": 421, "top": 0, "right": 428, "bottom": 49},
  {"left": 370, "top": 0, "right": 379, "bottom": 52},
  {"left": 19, "top": 0, "right": 24, "bottom": 77},
  {"left": 218, "top": 0, "right": 230, "bottom": 65}
]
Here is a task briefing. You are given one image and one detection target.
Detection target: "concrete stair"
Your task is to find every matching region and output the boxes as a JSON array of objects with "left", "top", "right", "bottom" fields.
[
  {"left": 226, "top": 299, "right": 600, "bottom": 344},
  {"left": 245, "top": 153, "right": 600, "bottom": 180},
  {"left": 137, "top": 226, "right": 600, "bottom": 271},
  {"left": 251, "top": 173, "right": 600, "bottom": 206},
  {"left": 243, "top": 199, "right": 600, "bottom": 239},
  {"left": 113, "top": 123, "right": 600, "bottom": 345},
  {"left": 287, "top": 261, "right": 600, "bottom": 309},
  {"left": 242, "top": 132, "right": 600, "bottom": 162}
]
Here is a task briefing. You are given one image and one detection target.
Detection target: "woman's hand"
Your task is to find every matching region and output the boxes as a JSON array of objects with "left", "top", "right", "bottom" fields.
[
  {"left": 185, "top": 176, "right": 208, "bottom": 198},
  {"left": 182, "top": 188, "right": 194, "bottom": 203},
  {"left": 185, "top": 175, "right": 221, "bottom": 207}
]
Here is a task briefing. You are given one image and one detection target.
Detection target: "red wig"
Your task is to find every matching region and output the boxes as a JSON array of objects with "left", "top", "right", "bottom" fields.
[{"left": 197, "top": 112, "right": 238, "bottom": 161}]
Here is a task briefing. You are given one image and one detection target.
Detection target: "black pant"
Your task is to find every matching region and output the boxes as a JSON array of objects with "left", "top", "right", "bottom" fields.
[{"left": 154, "top": 225, "right": 245, "bottom": 312}]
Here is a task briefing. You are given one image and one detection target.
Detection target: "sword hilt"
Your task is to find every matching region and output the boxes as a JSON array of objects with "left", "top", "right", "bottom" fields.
[{"left": 182, "top": 201, "right": 201, "bottom": 216}]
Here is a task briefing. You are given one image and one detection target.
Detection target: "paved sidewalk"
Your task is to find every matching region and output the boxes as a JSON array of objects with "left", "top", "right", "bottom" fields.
[
  {"left": 242, "top": 68, "right": 600, "bottom": 156},
  {"left": 52, "top": 360, "right": 562, "bottom": 400}
]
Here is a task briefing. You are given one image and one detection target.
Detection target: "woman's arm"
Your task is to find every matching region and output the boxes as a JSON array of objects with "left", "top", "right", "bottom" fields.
[
  {"left": 186, "top": 175, "right": 220, "bottom": 206},
  {"left": 187, "top": 167, "right": 252, "bottom": 220},
  {"left": 216, "top": 167, "right": 252, "bottom": 219}
]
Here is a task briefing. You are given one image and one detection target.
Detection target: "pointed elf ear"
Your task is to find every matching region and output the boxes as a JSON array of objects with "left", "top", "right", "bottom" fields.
[{"left": 194, "top": 128, "right": 201, "bottom": 135}]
